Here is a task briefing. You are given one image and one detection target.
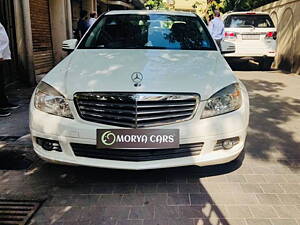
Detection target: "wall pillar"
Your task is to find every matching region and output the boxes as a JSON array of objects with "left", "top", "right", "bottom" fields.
[
  {"left": 65, "top": 0, "right": 73, "bottom": 39},
  {"left": 49, "top": 0, "right": 69, "bottom": 64},
  {"left": 13, "top": 0, "right": 36, "bottom": 86}
]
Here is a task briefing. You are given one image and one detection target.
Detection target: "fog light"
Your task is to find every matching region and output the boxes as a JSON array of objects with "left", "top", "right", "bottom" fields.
[
  {"left": 222, "top": 140, "right": 234, "bottom": 149},
  {"left": 214, "top": 137, "right": 239, "bottom": 151},
  {"left": 36, "top": 137, "right": 62, "bottom": 152}
]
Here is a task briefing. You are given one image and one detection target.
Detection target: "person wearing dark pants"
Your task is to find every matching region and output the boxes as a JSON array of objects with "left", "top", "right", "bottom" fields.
[
  {"left": 208, "top": 10, "right": 225, "bottom": 51},
  {"left": 0, "top": 22, "right": 19, "bottom": 117}
]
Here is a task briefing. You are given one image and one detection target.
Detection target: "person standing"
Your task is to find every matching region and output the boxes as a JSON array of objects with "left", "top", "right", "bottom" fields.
[
  {"left": 88, "top": 11, "right": 97, "bottom": 27},
  {"left": 208, "top": 14, "right": 214, "bottom": 26},
  {"left": 75, "top": 10, "right": 90, "bottom": 40},
  {"left": 208, "top": 10, "right": 225, "bottom": 51},
  {"left": 0, "top": 22, "right": 19, "bottom": 117}
]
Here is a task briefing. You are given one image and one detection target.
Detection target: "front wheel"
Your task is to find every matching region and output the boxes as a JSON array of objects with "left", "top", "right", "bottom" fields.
[{"left": 259, "top": 58, "right": 273, "bottom": 71}]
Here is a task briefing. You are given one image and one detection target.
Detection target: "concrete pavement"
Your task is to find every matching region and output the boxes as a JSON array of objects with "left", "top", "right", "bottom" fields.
[{"left": 0, "top": 68, "right": 299, "bottom": 225}]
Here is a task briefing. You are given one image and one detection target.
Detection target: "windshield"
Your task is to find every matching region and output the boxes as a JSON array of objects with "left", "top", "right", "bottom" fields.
[
  {"left": 224, "top": 15, "right": 275, "bottom": 28},
  {"left": 79, "top": 14, "right": 216, "bottom": 50}
]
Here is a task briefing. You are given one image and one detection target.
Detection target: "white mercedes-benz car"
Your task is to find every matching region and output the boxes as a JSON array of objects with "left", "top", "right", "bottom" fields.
[
  {"left": 30, "top": 10, "right": 249, "bottom": 170},
  {"left": 223, "top": 11, "right": 277, "bottom": 70}
]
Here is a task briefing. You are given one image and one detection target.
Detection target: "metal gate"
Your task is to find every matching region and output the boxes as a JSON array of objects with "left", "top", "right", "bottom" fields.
[{"left": 29, "top": 0, "right": 55, "bottom": 75}]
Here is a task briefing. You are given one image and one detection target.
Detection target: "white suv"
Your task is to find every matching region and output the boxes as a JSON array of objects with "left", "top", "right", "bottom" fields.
[
  {"left": 223, "top": 12, "right": 277, "bottom": 70},
  {"left": 30, "top": 10, "right": 249, "bottom": 170}
]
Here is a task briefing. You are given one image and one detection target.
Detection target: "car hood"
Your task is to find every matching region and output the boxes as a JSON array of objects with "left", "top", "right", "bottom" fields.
[{"left": 43, "top": 49, "right": 237, "bottom": 100}]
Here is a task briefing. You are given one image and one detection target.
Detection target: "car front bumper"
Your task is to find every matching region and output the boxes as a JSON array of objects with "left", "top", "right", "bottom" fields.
[{"left": 30, "top": 94, "right": 249, "bottom": 170}]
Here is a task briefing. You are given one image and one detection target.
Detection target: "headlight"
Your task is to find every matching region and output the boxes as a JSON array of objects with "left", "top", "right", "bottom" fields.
[
  {"left": 201, "top": 83, "right": 242, "bottom": 119},
  {"left": 34, "top": 82, "right": 73, "bottom": 119}
]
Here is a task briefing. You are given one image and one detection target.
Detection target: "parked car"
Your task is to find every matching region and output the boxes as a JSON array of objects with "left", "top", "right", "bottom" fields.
[
  {"left": 223, "top": 11, "right": 277, "bottom": 70},
  {"left": 30, "top": 10, "right": 249, "bottom": 170}
]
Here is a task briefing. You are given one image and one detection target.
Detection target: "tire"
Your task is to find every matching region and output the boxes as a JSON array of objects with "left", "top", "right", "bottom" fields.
[{"left": 259, "top": 58, "right": 273, "bottom": 71}]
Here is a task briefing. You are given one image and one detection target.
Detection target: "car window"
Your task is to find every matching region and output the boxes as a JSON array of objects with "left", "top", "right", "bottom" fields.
[
  {"left": 224, "top": 15, "right": 275, "bottom": 28},
  {"left": 79, "top": 14, "right": 216, "bottom": 50}
]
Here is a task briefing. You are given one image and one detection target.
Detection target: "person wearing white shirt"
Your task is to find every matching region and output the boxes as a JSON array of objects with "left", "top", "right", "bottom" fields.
[
  {"left": 0, "top": 22, "right": 19, "bottom": 117},
  {"left": 208, "top": 10, "right": 225, "bottom": 51},
  {"left": 88, "top": 12, "right": 97, "bottom": 27}
]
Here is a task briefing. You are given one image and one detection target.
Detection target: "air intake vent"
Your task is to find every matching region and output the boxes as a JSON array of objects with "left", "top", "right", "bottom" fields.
[{"left": 71, "top": 142, "right": 204, "bottom": 161}]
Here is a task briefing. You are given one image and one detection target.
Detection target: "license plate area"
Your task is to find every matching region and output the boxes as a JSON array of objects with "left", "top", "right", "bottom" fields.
[
  {"left": 97, "top": 129, "right": 179, "bottom": 149},
  {"left": 242, "top": 34, "right": 260, "bottom": 40}
]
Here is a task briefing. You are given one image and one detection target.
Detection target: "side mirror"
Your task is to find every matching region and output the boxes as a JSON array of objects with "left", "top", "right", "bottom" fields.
[
  {"left": 62, "top": 39, "right": 78, "bottom": 52},
  {"left": 221, "top": 41, "right": 236, "bottom": 55}
]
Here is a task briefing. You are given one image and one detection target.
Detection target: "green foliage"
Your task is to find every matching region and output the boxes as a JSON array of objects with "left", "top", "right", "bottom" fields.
[
  {"left": 207, "top": 0, "right": 225, "bottom": 15},
  {"left": 144, "top": 0, "right": 170, "bottom": 10},
  {"left": 192, "top": 0, "right": 208, "bottom": 15},
  {"left": 223, "top": 0, "right": 278, "bottom": 12}
]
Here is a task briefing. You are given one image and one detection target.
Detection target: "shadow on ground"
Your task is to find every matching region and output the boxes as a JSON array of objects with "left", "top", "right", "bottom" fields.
[
  {"left": 227, "top": 58, "right": 293, "bottom": 73},
  {"left": 0, "top": 152, "right": 244, "bottom": 225},
  {"left": 227, "top": 59, "right": 261, "bottom": 71},
  {"left": 241, "top": 79, "right": 300, "bottom": 169},
  {"left": 226, "top": 60, "right": 300, "bottom": 168},
  {"left": 1, "top": 63, "right": 300, "bottom": 225}
]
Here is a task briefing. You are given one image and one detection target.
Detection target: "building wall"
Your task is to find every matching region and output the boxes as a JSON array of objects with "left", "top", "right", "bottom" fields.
[
  {"left": 49, "top": 0, "right": 73, "bottom": 64},
  {"left": 173, "top": 0, "right": 207, "bottom": 17},
  {"left": 12, "top": 0, "right": 73, "bottom": 86},
  {"left": 255, "top": 0, "right": 300, "bottom": 74},
  {"left": 13, "top": 0, "right": 35, "bottom": 85},
  {"left": 30, "top": 0, "right": 55, "bottom": 75}
]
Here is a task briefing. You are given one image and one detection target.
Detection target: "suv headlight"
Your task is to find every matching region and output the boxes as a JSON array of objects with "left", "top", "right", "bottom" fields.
[
  {"left": 201, "top": 83, "right": 242, "bottom": 119},
  {"left": 34, "top": 82, "right": 73, "bottom": 119}
]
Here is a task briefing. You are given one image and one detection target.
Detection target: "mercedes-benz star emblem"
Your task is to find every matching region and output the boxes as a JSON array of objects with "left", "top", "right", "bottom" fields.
[{"left": 131, "top": 72, "right": 143, "bottom": 87}]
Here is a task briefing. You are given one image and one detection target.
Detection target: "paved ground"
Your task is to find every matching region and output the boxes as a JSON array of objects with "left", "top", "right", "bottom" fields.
[{"left": 0, "top": 64, "right": 300, "bottom": 225}]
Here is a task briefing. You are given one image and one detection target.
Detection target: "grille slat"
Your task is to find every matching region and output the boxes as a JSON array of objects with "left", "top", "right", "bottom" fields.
[
  {"left": 136, "top": 111, "right": 193, "bottom": 121},
  {"left": 78, "top": 100, "right": 137, "bottom": 109},
  {"left": 79, "top": 105, "right": 137, "bottom": 115},
  {"left": 137, "top": 102, "right": 196, "bottom": 108},
  {"left": 75, "top": 93, "right": 200, "bottom": 128},
  {"left": 83, "top": 116, "right": 135, "bottom": 127},
  {"left": 81, "top": 111, "right": 137, "bottom": 122},
  {"left": 71, "top": 142, "right": 204, "bottom": 161},
  {"left": 137, "top": 106, "right": 195, "bottom": 114}
]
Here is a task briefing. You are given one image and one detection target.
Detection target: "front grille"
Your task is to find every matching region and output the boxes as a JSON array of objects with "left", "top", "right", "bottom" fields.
[
  {"left": 74, "top": 93, "right": 200, "bottom": 128},
  {"left": 71, "top": 142, "right": 204, "bottom": 161}
]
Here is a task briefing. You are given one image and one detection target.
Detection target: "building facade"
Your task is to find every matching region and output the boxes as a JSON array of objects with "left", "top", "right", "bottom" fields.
[{"left": 1, "top": 0, "right": 144, "bottom": 87}]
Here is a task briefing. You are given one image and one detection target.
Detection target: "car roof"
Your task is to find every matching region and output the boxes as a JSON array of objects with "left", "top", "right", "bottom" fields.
[
  {"left": 224, "top": 11, "right": 270, "bottom": 16},
  {"left": 105, "top": 10, "right": 197, "bottom": 17}
]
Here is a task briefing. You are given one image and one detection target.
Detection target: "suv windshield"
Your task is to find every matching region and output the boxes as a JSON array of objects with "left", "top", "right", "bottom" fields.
[
  {"left": 79, "top": 14, "right": 216, "bottom": 50},
  {"left": 224, "top": 14, "right": 275, "bottom": 28}
]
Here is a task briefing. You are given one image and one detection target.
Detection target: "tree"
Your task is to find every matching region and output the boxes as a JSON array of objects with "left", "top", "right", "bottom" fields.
[
  {"left": 223, "top": 0, "right": 278, "bottom": 12},
  {"left": 207, "top": 0, "right": 224, "bottom": 15},
  {"left": 192, "top": 0, "right": 208, "bottom": 16},
  {"left": 144, "top": 0, "right": 170, "bottom": 10}
]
